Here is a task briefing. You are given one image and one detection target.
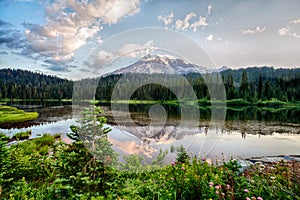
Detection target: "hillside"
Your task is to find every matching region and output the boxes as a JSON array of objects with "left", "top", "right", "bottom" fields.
[{"left": 0, "top": 68, "right": 73, "bottom": 100}]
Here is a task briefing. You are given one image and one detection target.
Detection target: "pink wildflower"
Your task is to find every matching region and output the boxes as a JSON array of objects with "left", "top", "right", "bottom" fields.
[{"left": 244, "top": 189, "right": 249, "bottom": 193}]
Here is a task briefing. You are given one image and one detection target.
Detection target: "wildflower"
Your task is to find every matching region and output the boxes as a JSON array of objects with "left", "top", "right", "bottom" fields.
[
  {"left": 162, "top": 183, "right": 165, "bottom": 186},
  {"left": 181, "top": 167, "right": 185, "bottom": 170},
  {"left": 171, "top": 178, "right": 174, "bottom": 181},
  {"left": 257, "top": 197, "right": 263, "bottom": 200},
  {"left": 251, "top": 197, "right": 256, "bottom": 200},
  {"left": 209, "top": 182, "right": 214, "bottom": 186},
  {"left": 221, "top": 193, "right": 225, "bottom": 197},
  {"left": 244, "top": 189, "right": 249, "bottom": 193},
  {"left": 202, "top": 157, "right": 206, "bottom": 161},
  {"left": 215, "top": 185, "right": 220, "bottom": 190},
  {"left": 246, "top": 198, "right": 251, "bottom": 200},
  {"left": 270, "top": 176, "right": 275, "bottom": 180},
  {"left": 171, "top": 161, "right": 175, "bottom": 166},
  {"left": 226, "top": 184, "right": 230, "bottom": 190},
  {"left": 216, "top": 191, "right": 219, "bottom": 195}
]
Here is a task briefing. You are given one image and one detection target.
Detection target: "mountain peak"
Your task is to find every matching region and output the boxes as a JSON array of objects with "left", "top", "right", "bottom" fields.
[{"left": 110, "top": 54, "right": 205, "bottom": 75}]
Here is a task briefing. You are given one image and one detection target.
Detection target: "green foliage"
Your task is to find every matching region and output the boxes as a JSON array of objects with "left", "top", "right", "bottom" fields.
[
  {"left": 12, "top": 130, "right": 32, "bottom": 140},
  {"left": 68, "top": 104, "right": 118, "bottom": 166},
  {"left": 0, "top": 135, "right": 299, "bottom": 199},
  {"left": 0, "top": 106, "right": 38, "bottom": 124},
  {"left": 176, "top": 145, "right": 190, "bottom": 163},
  {"left": 0, "top": 132, "right": 9, "bottom": 141},
  {"left": 15, "top": 134, "right": 57, "bottom": 155}
]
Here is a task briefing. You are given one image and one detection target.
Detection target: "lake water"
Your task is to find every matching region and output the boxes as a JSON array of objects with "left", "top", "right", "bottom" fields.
[{"left": 1, "top": 101, "right": 299, "bottom": 161}]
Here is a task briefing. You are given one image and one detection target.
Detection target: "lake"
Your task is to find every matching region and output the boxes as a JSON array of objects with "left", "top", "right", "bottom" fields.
[{"left": 1, "top": 101, "right": 299, "bottom": 162}]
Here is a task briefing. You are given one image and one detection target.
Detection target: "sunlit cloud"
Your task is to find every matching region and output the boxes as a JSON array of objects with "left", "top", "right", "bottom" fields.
[
  {"left": 23, "top": 0, "right": 141, "bottom": 69},
  {"left": 85, "top": 40, "right": 157, "bottom": 69},
  {"left": 278, "top": 19, "right": 300, "bottom": 39},
  {"left": 158, "top": 12, "right": 174, "bottom": 26},
  {"left": 241, "top": 26, "right": 266, "bottom": 35},
  {"left": 207, "top": 5, "right": 212, "bottom": 16},
  {"left": 206, "top": 34, "right": 214, "bottom": 42}
]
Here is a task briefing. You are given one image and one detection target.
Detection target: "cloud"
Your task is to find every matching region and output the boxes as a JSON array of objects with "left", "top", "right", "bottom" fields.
[
  {"left": 278, "top": 27, "right": 290, "bottom": 36},
  {"left": 175, "top": 12, "right": 196, "bottom": 31},
  {"left": 207, "top": 5, "right": 212, "bottom": 16},
  {"left": 23, "top": 0, "right": 141, "bottom": 68},
  {"left": 290, "top": 19, "right": 300, "bottom": 24},
  {"left": 158, "top": 12, "right": 174, "bottom": 26},
  {"left": 175, "top": 12, "right": 208, "bottom": 31},
  {"left": 0, "top": 19, "right": 12, "bottom": 27},
  {"left": 0, "top": 22, "right": 29, "bottom": 50},
  {"left": 46, "top": 65, "right": 71, "bottom": 72},
  {"left": 86, "top": 40, "right": 156, "bottom": 68},
  {"left": 278, "top": 19, "right": 300, "bottom": 39},
  {"left": 241, "top": 26, "right": 266, "bottom": 34},
  {"left": 0, "top": 51, "right": 8, "bottom": 55},
  {"left": 206, "top": 34, "right": 214, "bottom": 42},
  {"left": 190, "top": 16, "right": 208, "bottom": 31}
]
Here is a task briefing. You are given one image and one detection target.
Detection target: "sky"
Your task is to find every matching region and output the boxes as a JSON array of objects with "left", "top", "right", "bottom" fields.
[{"left": 0, "top": 0, "right": 300, "bottom": 80}]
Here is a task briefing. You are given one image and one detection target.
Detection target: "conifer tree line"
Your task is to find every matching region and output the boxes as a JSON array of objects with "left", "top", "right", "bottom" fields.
[
  {"left": 0, "top": 69, "right": 73, "bottom": 100},
  {"left": 1, "top": 67, "right": 300, "bottom": 102}
]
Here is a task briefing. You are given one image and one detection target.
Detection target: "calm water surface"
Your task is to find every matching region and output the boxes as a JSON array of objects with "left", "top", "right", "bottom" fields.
[{"left": 1, "top": 101, "right": 299, "bottom": 160}]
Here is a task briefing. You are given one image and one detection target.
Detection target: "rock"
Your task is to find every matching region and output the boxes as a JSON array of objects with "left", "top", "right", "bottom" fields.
[{"left": 237, "top": 160, "right": 253, "bottom": 173}]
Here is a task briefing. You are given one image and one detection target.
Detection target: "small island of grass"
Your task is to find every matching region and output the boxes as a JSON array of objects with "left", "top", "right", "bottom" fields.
[{"left": 0, "top": 105, "right": 39, "bottom": 124}]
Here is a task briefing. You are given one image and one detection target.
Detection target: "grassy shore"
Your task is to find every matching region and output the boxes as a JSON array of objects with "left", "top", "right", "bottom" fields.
[
  {"left": 0, "top": 105, "right": 39, "bottom": 124},
  {"left": 1, "top": 98, "right": 300, "bottom": 109}
]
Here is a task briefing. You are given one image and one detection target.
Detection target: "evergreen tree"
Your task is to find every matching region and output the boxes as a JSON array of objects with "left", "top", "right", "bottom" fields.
[
  {"left": 258, "top": 72, "right": 263, "bottom": 100},
  {"left": 239, "top": 70, "right": 250, "bottom": 100}
]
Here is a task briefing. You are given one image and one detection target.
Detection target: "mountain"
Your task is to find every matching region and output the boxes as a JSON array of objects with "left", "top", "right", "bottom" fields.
[{"left": 109, "top": 54, "right": 228, "bottom": 75}]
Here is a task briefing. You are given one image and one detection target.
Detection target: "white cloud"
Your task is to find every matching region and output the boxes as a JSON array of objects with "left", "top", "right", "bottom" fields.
[
  {"left": 174, "top": 12, "right": 207, "bottom": 31},
  {"left": 205, "top": 34, "right": 214, "bottom": 42},
  {"left": 290, "top": 19, "right": 300, "bottom": 24},
  {"left": 24, "top": 0, "right": 141, "bottom": 66},
  {"left": 190, "top": 16, "right": 208, "bottom": 31},
  {"left": 118, "top": 40, "right": 156, "bottom": 58},
  {"left": 241, "top": 26, "right": 266, "bottom": 34},
  {"left": 175, "top": 12, "right": 196, "bottom": 31},
  {"left": 278, "top": 27, "right": 290, "bottom": 36},
  {"left": 158, "top": 12, "right": 174, "bottom": 26},
  {"left": 88, "top": 40, "right": 156, "bottom": 68},
  {"left": 207, "top": 5, "right": 212, "bottom": 16},
  {"left": 292, "top": 33, "right": 300, "bottom": 39}
]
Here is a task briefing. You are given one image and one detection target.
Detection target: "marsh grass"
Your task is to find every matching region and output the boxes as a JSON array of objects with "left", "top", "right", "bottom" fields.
[{"left": 0, "top": 106, "right": 38, "bottom": 124}]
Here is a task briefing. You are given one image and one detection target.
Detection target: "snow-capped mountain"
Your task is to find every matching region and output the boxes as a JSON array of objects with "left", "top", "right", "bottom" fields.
[{"left": 109, "top": 54, "right": 228, "bottom": 75}]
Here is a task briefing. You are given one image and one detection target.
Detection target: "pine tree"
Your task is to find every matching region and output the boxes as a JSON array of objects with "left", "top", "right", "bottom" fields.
[
  {"left": 239, "top": 70, "right": 250, "bottom": 101},
  {"left": 258, "top": 72, "right": 263, "bottom": 100}
]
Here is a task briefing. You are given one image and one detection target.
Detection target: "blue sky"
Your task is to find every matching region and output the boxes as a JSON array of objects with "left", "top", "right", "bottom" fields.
[{"left": 0, "top": 0, "right": 300, "bottom": 79}]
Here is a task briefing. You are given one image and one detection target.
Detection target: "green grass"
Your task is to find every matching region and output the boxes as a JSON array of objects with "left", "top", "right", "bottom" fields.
[
  {"left": 12, "top": 130, "right": 32, "bottom": 140},
  {"left": 15, "top": 134, "right": 58, "bottom": 155},
  {"left": 0, "top": 105, "right": 39, "bottom": 124},
  {"left": 0, "top": 98, "right": 72, "bottom": 103}
]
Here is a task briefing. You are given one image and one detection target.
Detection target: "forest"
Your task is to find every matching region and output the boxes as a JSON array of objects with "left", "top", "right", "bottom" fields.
[{"left": 1, "top": 67, "right": 300, "bottom": 103}]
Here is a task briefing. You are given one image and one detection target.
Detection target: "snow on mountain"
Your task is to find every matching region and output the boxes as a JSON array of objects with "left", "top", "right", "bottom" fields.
[{"left": 108, "top": 54, "right": 229, "bottom": 75}]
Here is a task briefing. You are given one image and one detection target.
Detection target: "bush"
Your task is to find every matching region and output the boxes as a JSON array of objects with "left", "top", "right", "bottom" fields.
[{"left": 12, "top": 130, "right": 32, "bottom": 140}]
